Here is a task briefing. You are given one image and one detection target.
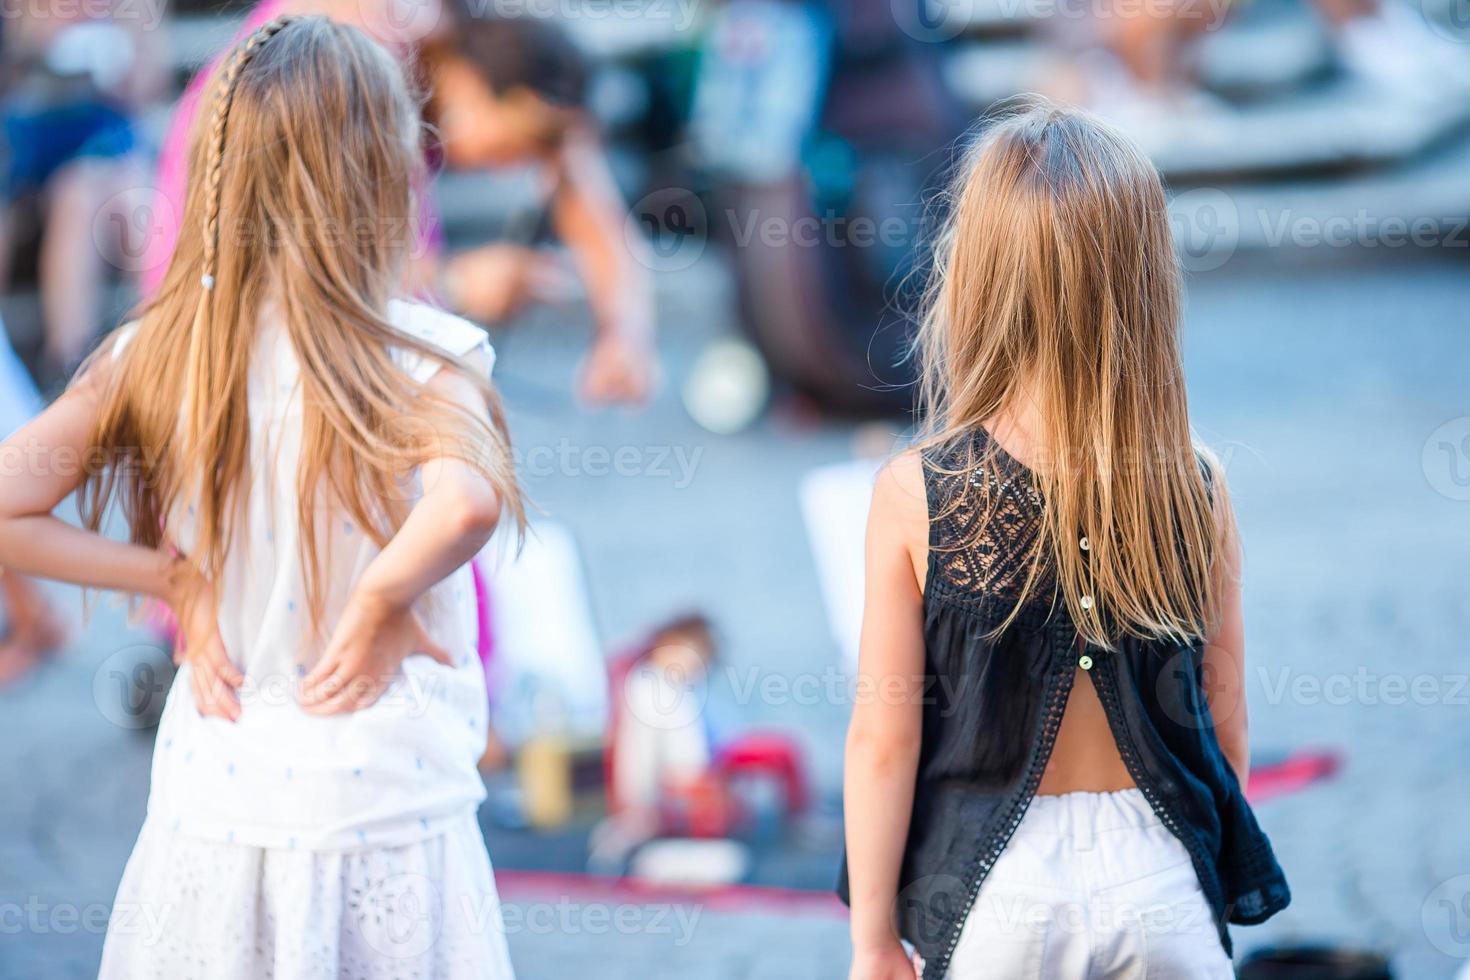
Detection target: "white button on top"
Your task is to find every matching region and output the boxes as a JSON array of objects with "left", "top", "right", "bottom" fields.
[
  {"left": 1078, "top": 654, "right": 1094, "bottom": 670},
  {"left": 1079, "top": 536, "right": 1090, "bottom": 551},
  {"left": 1080, "top": 595, "right": 1094, "bottom": 610}
]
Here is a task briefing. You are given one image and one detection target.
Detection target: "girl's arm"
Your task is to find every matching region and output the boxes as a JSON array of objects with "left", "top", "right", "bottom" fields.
[
  {"left": 1205, "top": 518, "right": 1249, "bottom": 782},
  {"left": 0, "top": 376, "right": 175, "bottom": 598},
  {"left": 845, "top": 453, "right": 928, "bottom": 980},
  {"left": 549, "top": 126, "right": 657, "bottom": 406},
  {"left": 0, "top": 369, "right": 243, "bottom": 719},
  {"left": 300, "top": 353, "right": 504, "bottom": 714}
]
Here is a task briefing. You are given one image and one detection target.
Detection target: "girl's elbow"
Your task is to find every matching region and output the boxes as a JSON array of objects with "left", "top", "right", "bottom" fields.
[
  {"left": 448, "top": 488, "right": 502, "bottom": 540},
  {"left": 846, "top": 720, "right": 919, "bottom": 772},
  {"left": 0, "top": 517, "right": 27, "bottom": 553}
]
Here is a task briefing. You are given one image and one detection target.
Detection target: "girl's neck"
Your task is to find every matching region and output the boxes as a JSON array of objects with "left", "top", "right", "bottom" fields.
[{"left": 983, "top": 378, "right": 1049, "bottom": 474}]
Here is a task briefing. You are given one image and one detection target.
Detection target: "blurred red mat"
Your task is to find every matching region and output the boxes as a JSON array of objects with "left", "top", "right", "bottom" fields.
[
  {"left": 495, "top": 748, "right": 1340, "bottom": 912},
  {"left": 1245, "top": 749, "right": 1342, "bottom": 805},
  {"left": 496, "top": 870, "right": 848, "bottom": 917}
]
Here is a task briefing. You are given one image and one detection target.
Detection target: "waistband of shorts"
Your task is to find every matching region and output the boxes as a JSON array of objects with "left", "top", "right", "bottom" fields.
[{"left": 1022, "top": 788, "right": 1160, "bottom": 835}]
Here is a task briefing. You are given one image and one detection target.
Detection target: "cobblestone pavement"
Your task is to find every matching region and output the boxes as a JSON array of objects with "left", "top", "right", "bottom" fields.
[{"left": 3, "top": 247, "right": 1470, "bottom": 978}]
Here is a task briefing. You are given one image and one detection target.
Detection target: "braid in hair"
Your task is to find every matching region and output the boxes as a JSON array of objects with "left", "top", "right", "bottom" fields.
[
  {"left": 198, "top": 15, "right": 295, "bottom": 290},
  {"left": 176, "top": 15, "right": 296, "bottom": 550}
]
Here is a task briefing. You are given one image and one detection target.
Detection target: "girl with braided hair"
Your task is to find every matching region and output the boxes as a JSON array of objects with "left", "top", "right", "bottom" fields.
[
  {"left": 0, "top": 17, "right": 522, "bottom": 977},
  {"left": 143, "top": 2, "right": 653, "bottom": 774}
]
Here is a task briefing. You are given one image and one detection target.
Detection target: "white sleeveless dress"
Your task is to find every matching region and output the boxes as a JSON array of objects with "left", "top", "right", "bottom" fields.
[{"left": 97, "top": 300, "right": 516, "bottom": 980}]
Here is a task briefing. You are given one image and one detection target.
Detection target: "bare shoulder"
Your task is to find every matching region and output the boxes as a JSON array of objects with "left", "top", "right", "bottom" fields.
[
  {"left": 870, "top": 449, "right": 930, "bottom": 589},
  {"left": 874, "top": 449, "right": 926, "bottom": 515}
]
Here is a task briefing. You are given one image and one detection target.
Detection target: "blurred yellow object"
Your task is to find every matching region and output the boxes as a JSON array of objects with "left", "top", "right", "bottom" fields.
[
  {"left": 517, "top": 734, "right": 605, "bottom": 829},
  {"left": 518, "top": 734, "right": 574, "bottom": 829}
]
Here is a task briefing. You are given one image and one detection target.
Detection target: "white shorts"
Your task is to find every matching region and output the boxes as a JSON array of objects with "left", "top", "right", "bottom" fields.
[{"left": 946, "top": 789, "right": 1233, "bottom": 979}]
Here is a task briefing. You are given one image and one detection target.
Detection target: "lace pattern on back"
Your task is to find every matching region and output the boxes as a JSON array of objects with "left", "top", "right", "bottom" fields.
[{"left": 924, "top": 431, "right": 1057, "bottom": 617}]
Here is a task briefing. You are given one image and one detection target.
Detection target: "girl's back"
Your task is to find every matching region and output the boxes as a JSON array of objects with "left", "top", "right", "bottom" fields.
[
  {"left": 125, "top": 298, "right": 496, "bottom": 849},
  {"left": 915, "top": 421, "right": 1140, "bottom": 797}
]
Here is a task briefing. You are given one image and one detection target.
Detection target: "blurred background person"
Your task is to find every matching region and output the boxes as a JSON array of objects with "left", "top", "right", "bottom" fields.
[
  {"left": 684, "top": 0, "right": 961, "bottom": 415},
  {"left": 424, "top": 10, "right": 656, "bottom": 406},
  {"left": 602, "top": 615, "right": 719, "bottom": 854},
  {"left": 1068, "top": 0, "right": 1470, "bottom": 139},
  {"left": 0, "top": 4, "right": 164, "bottom": 383},
  {"left": 0, "top": 319, "right": 63, "bottom": 684},
  {"left": 147, "top": 0, "right": 655, "bottom": 405}
]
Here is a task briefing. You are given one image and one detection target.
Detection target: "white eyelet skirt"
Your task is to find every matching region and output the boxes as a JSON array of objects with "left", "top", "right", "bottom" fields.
[{"left": 98, "top": 809, "right": 516, "bottom": 980}]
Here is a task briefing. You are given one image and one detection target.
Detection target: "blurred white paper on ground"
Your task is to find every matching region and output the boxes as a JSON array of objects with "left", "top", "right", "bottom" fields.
[
  {"left": 798, "top": 459, "right": 881, "bottom": 672},
  {"left": 628, "top": 838, "right": 750, "bottom": 888},
  {"left": 481, "top": 522, "right": 607, "bottom": 746}
]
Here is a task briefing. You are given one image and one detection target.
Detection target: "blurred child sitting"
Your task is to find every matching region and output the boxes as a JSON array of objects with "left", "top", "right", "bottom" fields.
[
  {"left": 596, "top": 615, "right": 808, "bottom": 867},
  {"left": 611, "top": 615, "right": 718, "bottom": 825},
  {"left": 423, "top": 10, "right": 655, "bottom": 406}
]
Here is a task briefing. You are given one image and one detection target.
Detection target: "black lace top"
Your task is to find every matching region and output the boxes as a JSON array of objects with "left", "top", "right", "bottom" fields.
[{"left": 838, "top": 429, "right": 1290, "bottom": 978}]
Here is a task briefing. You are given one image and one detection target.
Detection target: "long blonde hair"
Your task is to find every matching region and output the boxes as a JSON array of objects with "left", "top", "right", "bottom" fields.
[
  {"left": 80, "top": 16, "right": 523, "bottom": 630},
  {"left": 915, "top": 99, "right": 1228, "bottom": 648}
]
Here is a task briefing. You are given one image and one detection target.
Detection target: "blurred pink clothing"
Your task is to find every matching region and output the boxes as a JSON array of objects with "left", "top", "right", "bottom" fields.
[
  {"left": 142, "top": 0, "right": 285, "bottom": 294},
  {"left": 143, "top": 1, "right": 443, "bottom": 294}
]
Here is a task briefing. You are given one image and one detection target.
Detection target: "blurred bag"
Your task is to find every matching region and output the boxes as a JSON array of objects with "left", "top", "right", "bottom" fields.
[{"left": 1238, "top": 946, "right": 1393, "bottom": 980}]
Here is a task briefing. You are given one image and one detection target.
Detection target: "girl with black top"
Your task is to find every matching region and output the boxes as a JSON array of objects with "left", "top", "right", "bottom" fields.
[{"left": 841, "top": 100, "right": 1289, "bottom": 979}]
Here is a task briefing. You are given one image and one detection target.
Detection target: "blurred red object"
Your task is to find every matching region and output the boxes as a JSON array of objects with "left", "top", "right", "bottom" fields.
[
  {"left": 1245, "top": 749, "right": 1342, "bottom": 805},
  {"left": 716, "top": 733, "right": 810, "bottom": 816},
  {"left": 661, "top": 774, "right": 737, "bottom": 839}
]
